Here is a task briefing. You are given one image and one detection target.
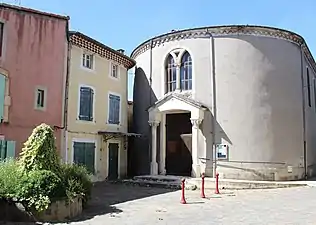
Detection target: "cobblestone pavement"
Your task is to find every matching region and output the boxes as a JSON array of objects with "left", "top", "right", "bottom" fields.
[{"left": 3, "top": 183, "right": 316, "bottom": 225}]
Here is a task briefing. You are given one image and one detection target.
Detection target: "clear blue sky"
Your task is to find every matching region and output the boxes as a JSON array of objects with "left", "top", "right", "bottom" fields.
[{"left": 2, "top": 0, "right": 316, "bottom": 100}]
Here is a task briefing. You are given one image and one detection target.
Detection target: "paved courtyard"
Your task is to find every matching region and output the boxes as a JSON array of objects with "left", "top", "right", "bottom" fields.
[{"left": 54, "top": 182, "right": 316, "bottom": 225}]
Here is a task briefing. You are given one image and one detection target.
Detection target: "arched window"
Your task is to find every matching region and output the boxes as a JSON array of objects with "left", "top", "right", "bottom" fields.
[
  {"left": 165, "top": 54, "right": 177, "bottom": 93},
  {"left": 180, "top": 52, "right": 192, "bottom": 90}
]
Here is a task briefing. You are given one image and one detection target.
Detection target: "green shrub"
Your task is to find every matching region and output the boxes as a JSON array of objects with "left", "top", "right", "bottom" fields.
[
  {"left": 19, "top": 123, "right": 61, "bottom": 176},
  {"left": 61, "top": 164, "right": 92, "bottom": 206},
  {"left": 16, "top": 170, "right": 65, "bottom": 212},
  {"left": 0, "top": 124, "right": 94, "bottom": 214},
  {"left": 0, "top": 160, "right": 22, "bottom": 198}
]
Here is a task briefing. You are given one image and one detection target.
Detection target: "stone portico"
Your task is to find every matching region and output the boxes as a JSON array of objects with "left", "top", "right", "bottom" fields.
[{"left": 148, "top": 93, "right": 208, "bottom": 178}]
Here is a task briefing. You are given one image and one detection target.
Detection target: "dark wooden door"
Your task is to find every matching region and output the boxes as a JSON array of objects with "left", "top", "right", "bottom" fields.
[{"left": 108, "top": 143, "right": 119, "bottom": 180}]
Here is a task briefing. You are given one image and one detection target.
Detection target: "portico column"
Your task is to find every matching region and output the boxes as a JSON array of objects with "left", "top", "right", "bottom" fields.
[
  {"left": 191, "top": 118, "right": 203, "bottom": 177},
  {"left": 149, "top": 121, "right": 160, "bottom": 175},
  {"left": 159, "top": 114, "right": 166, "bottom": 175}
]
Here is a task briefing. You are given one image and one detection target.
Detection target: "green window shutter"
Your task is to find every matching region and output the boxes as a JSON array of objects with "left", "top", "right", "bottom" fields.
[
  {"left": 73, "top": 142, "right": 85, "bottom": 165},
  {"left": 6, "top": 141, "right": 15, "bottom": 159},
  {"left": 0, "top": 75, "right": 5, "bottom": 120},
  {"left": 0, "top": 140, "right": 5, "bottom": 160},
  {"left": 84, "top": 142, "right": 95, "bottom": 174}
]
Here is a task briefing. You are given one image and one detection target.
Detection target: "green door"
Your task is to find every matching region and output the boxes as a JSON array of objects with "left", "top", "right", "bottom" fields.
[{"left": 108, "top": 143, "right": 119, "bottom": 180}]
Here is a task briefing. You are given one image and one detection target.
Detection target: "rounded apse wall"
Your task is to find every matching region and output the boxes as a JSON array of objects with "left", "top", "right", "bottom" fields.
[{"left": 132, "top": 26, "right": 314, "bottom": 180}]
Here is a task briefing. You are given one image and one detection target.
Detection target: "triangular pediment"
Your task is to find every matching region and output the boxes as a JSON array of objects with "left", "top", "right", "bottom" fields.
[{"left": 148, "top": 93, "right": 207, "bottom": 112}]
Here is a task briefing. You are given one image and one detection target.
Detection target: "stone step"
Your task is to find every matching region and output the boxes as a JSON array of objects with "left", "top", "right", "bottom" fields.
[
  {"left": 133, "top": 175, "right": 183, "bottom": 183},
  {"left": 111, "top": 176, "right": 197, "bottom": 190}
]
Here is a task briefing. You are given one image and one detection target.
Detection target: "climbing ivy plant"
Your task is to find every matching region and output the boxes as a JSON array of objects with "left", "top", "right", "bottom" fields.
[{"left": 19, "top": 123, "right": 61, "bottom": 175}]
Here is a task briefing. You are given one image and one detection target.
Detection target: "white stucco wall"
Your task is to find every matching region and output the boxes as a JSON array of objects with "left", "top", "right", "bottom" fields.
[{"left": 132, "top": 26, "right": 316, "bottom": 180}]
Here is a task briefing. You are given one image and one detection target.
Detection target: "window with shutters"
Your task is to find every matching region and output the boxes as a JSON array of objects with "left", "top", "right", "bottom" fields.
[
  {"left": 108, "top": 94, "right": 120, "bottom": 125},
  {"left": 73, "top": 141, "right": 95, "bottom": 174},
  {"left": 82, "top": 52, "right": 94, "bottom": 70},
  {"left": 0, "top": 140, "right": 16, "bottom": 160},
  {"left": 110, "top": 63, "right": 119, "bottom": 79},
  {"left": 79, "top": 86, "right": 94, "bottom": 121}
]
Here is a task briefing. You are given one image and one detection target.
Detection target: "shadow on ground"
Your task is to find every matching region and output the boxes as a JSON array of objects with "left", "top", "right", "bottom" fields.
[{"left": 70, "top": 182, "right": 176, "bottom": 222}]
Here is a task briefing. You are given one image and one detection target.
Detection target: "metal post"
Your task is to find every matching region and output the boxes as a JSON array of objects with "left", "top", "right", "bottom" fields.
[
  {"left": 180, "top": 178, "right": 187, "bottom": 204},
  {"left": 215, "top": 173, "right": 220, "bottom": 194},
  {"left": 201, "top": 173, "right": 206, "bottom": 198}
]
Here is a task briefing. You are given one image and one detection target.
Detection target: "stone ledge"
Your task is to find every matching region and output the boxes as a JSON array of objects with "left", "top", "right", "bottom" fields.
[
  {"left": 120, "top": 175, "right": 310, "bottom": 190},
  {"left": 186, "top": 178, "right": 309, "bottom": 190},
  {"left": 35, "top": 196, "right": 82, "bottom": 222}
]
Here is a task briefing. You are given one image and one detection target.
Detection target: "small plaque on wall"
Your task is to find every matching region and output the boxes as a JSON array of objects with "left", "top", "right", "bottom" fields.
[{"left": 216, "top": 144, "right": 228, "bottom": 160}]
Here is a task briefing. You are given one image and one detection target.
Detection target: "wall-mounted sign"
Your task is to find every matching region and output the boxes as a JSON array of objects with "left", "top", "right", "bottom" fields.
[{"left": 216, "top": 144, "right": 228, "bottom": 159}]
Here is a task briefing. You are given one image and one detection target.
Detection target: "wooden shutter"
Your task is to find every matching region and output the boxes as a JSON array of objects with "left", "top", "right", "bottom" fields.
[
  {"left": 109, "top": 94, "right": 120, "bottom": 124},
  {"left": 88, "top": 89, "right": 94, "bottom": 121},
  {"left": 73, "top": 142, "right": 85, "bottom": 165},
  {"left": 6, "top": 141, "right": 15, "bottom": 159},
  {"left": 114, "top": 95, "right": 120, "bottom": 124},
  {"left": 0, "top": 140, "right": 5, "bottom": 160},
  {"left": 0, "top": 75, "right": 5, "bottom": 120},
  {"left": 79, "top": 87, "right": 93, "bottom": 121},
  {"left": 109, "top": 94, "right": 114, "bottom": 123},
  {"left": 84, "top": 142, "right": 95, "bottom": 174}
]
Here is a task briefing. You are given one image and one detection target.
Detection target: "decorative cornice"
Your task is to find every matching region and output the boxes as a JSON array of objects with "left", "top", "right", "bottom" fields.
[
  {"left": 131, "top": 25, "right": 316, "bottom": 74},
  {"left": 69, "top": 31, "right": 136, "bottom": 69}
]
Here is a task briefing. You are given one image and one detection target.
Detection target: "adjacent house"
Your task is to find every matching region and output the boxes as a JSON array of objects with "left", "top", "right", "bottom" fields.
[
  {"left": 131, "top": 25, "right": 316, "bottom": 181},
  {"left": 65, "top": 32, "right": 135, "bottom": 181},
  {"left": 0, "top": 4, "right": 69, "bottom": 158}
]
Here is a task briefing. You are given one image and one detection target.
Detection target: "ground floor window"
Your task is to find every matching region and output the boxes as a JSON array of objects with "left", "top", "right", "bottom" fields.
[{"left": 73, "top": 141, "right": 96, "bottom": 174}]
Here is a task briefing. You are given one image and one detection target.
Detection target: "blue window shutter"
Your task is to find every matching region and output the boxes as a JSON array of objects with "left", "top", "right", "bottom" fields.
[
  {"left": 109, "top": 94, "right": 114, "bottom": 123},
  {"left": 0, "top": 75, "right": 5, "bottom": 120},
  {"left": 115, "top": 96, "right": 120, "bottom": 124},
  {"left": 88, "top": 89, "right": 94, "bottom": 121},
  {"left": 108, "top": 94, "right": 120, "bottom": 124},
  {"left": 6, "top": 141, "right": 15, "bottom": 159},
  {"left": 79, "top": 87, "right": 93, "bottom": 121}
]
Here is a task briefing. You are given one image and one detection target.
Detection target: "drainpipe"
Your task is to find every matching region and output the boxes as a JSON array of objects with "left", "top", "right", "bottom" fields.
[
  {"left": 299, "top": 43, "right": 307, "bottom": 179},
  {"left": 206, "top": 29, "right": 217, "bottom": 178},
  {"left": 53, "top": 20, "right": 71, "bottom": 162}
]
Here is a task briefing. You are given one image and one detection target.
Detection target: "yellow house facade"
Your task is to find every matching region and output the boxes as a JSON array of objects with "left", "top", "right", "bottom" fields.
[{"left": 65, "top": 32, "right": 135, "bottom": 181}]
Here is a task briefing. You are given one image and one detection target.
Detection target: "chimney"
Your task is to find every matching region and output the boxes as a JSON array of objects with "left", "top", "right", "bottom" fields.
[{"left": 117, "top": 49, "right": 125, "bottom": 54}]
